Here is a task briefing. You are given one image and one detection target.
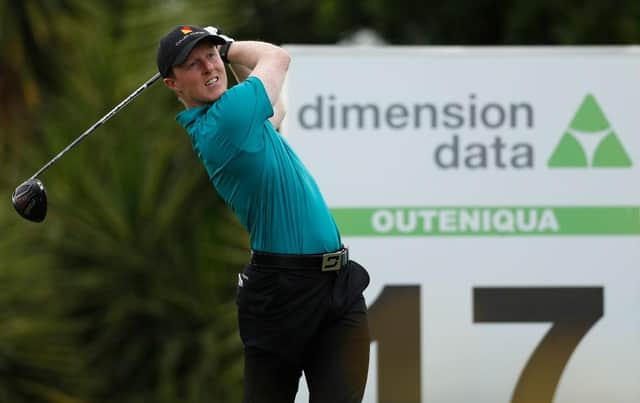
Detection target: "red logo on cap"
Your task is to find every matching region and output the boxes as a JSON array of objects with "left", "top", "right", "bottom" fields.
[{"left": 180, "top": 26, "right": 193, "bottom": 35}]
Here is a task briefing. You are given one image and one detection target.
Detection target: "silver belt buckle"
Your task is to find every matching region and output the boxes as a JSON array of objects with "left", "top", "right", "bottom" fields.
[{"left": 321, "top": 249, "right": 347, "bottom": 272}]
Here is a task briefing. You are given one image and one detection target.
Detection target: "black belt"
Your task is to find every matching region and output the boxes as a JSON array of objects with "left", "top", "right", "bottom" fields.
[{"left": 250, "top": 248, "right": 349, "bottom": 272}]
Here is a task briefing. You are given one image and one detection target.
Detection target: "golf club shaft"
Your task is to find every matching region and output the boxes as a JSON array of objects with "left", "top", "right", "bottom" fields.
[{"left": 29, "top": 72, "right": 163, "bottom": 181}]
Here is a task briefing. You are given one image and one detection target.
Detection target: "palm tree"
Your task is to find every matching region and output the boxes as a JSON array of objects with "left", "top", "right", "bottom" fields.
[
  {"left": 0, "top": 203, "right": 91, "bottom": 403},
  {"left": 2, "top": 1, "right": 248, "bottom": 402}
]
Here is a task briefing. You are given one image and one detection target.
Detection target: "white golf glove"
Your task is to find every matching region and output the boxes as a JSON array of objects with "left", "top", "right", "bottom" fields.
[{"left": 204, "top": 26, "right": 235, "bottom": 43}]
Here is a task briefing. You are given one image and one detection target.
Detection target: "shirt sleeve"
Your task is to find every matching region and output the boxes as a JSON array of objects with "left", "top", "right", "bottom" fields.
[{"left": 206, "top": 76, "right": 274, "bottom": 151}]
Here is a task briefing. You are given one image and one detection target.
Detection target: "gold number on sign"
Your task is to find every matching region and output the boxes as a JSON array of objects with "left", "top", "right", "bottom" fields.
[
  {"left": 368, "top": 286, "right": 421, "bottom": 403},
  {"left": 474, "top": 287, "right": 604, "bottom": 403}
]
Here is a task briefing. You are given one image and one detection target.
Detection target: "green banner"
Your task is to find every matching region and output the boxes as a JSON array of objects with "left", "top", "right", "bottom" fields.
[{"left": 331, "top": 206, "right": 640, "bottom": 236}]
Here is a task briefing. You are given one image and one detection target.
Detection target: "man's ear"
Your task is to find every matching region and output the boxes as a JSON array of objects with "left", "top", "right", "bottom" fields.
[{"left": 163, "top": 77, "right": 178, "bottom": 90}]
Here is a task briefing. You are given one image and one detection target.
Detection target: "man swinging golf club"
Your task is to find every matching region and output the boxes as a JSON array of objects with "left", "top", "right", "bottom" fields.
[{"left": 156, "top": 25, "right": 371, "bottom": 402}]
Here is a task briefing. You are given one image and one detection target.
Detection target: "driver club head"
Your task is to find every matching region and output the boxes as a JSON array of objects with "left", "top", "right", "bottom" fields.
[{"left": 12, "top": 178, "right": 48, "bottom": 223}]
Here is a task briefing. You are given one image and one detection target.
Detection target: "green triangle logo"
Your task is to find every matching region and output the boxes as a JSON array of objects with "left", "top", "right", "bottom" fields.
[
  {"left": 548, "top": 94, "right": 632, "bottom": 168},
  {"left": 568, "top": 94, "right": 610, "bottom": 132}
]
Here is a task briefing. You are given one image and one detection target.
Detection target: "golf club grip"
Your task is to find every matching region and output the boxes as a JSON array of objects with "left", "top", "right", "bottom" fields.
[{"left": 29, "top": 72, "right": 163, "bottom": 180}]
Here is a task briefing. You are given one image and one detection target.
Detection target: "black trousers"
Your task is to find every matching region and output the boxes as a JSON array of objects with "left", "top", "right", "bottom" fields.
[{"left": 236, "top": 260, "right": 371, "bottom": 403}]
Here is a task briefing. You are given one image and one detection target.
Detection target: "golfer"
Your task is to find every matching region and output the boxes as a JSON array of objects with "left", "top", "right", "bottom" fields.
[{"left": 156, "top": 25, "right": 371, "bottom": 403}]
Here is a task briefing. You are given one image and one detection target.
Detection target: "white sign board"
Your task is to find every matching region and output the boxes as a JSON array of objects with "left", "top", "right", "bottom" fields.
[{"left": 284, "top": 46, "right": 640, "bottom": 403}]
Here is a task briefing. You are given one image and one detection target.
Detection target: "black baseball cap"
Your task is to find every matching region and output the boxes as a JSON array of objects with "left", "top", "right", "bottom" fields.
[{"left": 157, "top": 25, "right": 227, "bottom": 77}]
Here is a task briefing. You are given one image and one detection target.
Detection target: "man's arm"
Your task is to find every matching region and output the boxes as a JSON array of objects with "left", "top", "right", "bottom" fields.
[
  {"left": 227, "top": 57, "right": 286, "bottom": 130},
  {"left": 224, "top": 40, "right": 290, "bottom": 101}
]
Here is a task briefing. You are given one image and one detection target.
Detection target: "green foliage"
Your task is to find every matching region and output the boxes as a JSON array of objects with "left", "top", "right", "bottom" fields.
[
  {"left": 0, "top": 206, "right": 88, "bottom": 403},
  {"left": 2, "top": 1, "right": 248, "bottom": 402},
  {"left": 223, "top": 0, "right": 640, "bottom": 45}
]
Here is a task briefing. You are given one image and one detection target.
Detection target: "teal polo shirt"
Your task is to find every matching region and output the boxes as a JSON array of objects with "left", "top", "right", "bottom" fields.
[{"left": 176, "top": 76, "right": 341, "bottom": 254}]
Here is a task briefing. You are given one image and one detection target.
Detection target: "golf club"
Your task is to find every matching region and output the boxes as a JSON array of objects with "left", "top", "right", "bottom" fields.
[{"left": 11, "top": 72, "right": 162, "bottom": 223}]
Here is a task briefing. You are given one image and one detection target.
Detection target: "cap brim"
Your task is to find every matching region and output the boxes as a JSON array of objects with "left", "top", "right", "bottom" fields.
[{"left": 173, "top": 34, "right": 227, "bottom": 67}]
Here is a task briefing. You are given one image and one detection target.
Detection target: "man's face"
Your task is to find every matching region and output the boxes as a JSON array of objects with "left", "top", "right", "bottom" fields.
[{"left": 164, "top": 41, "right": 228, "bottom": 108}]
